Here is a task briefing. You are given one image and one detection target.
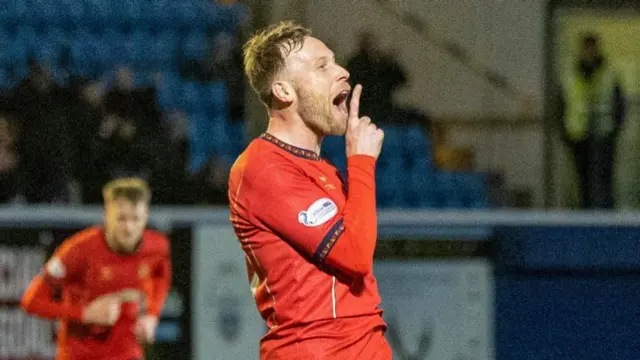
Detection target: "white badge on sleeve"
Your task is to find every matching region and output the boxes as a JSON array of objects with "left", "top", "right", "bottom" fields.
[{"left": 298, "top": 198, "right": 338, "bottom": 227}]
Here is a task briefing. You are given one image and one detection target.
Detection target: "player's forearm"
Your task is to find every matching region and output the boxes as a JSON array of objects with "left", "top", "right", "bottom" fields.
[
  {"left": 147, "top": 280, "right": 170, "bottom": 317},
  {"left": 21, "top": 276, "right": 84, "bottom": 322},
  {"left": 147, "top": 262, "right": 172, "bottom": 317},
  {"left": 335, "top": 155, "right": 378, "bottom": 276}
]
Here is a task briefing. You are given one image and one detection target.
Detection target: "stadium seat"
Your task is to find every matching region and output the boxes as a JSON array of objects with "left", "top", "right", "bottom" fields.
[
  {"left": 59, "top": 0, "right": 87, "bottom": 27},
  {"left": 150, "top": 30, "right": 179, "bottom": 70},
  {"left": 15, "top": 26, "right": 37, "bottom": 49},
  {"left": 172, "top": 2, "right": 202, "bottom": 29},
  {"left": 29, "top": 0, "right": 61, "bottom": 26},
  {"left": 131, "top": 30, "right": 153, "bottom": 66},
  {"left": 84, "top": 0, "right": 114, "bottom": 28},
  {"left": 460, "top": 172, "right": 489, "bottom": 208},
  {"left": 155, "top": 72, "right": 181, "bottom": 110},
  {"left": 118, "top": 0, "right": 143, "bottom": 27},
  {"left": 70, "top": 29, "right": 101, "bottom": 77},
  {"left": 211, "top": 117, "right": 233, "bottom": 157},
  {"left": 378, "top": 126, "right": 403, "bottom": 168},
  {"left": 203, "top": 81, "right": 229, "bottom": 116},
  {"left": 403, "top": 125, "right": 433, "bottom": 167},
  {"left": 5, "top": 0, "right": 28, "bottom": 26},
  {"left": 148, "top": 0, "right": 172, "bottom": 28},
  {"left": 178, "top": 81, "right": 202, "bottom": 112},
  {"left": 45, "top": 27, "right": 71, "bottom": 47},
  {"left": 101, "top": 28, "right": 126, "bottom": 66},
  {"left": 216, "top": 2, "right": 247, "bottom": 33},
  {"left": 1, "top": 39, "right": 28, "bottom": 69},
  {"left": 406, "top": 163, "right": 439, "bottom": 208},
  {"left": 0, "top": 69, "right": 12, "bottom": 89},
  {"left": 202, "top": 1, "right": 225, "bottom": 30},
  {"left": 133, "top": 70, "right": 154, "bottom": 88},
  {"left": 33, "top": 39, "right": 60, "bottom": 65},
  {"left": 187, "top": 112, "right": 215, "bottom": 173},
  {"left": 182, "top": 30, "right": 208, "bottom": 61},
  {"left": 437, "top": 171, "right": 466, "bottom": 208},
  {"left": 321, "top": 135, "right": 345, "bottom": 162},
  {"left": 0, "top": 30, "right": 11, "bottom": 66},
  {"left": 377, "top": 162, "right": 407, "bottom": 208}
]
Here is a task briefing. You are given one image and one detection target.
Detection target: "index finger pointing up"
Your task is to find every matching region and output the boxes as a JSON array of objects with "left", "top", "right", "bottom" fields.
[{"left": 349, "top": 84, "right": 362, "bottom": 121}]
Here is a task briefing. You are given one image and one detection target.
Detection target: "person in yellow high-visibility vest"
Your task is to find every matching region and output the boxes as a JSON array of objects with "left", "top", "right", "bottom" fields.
[{"left": 558, "top": 34, "right": 625, "bottom": 209}]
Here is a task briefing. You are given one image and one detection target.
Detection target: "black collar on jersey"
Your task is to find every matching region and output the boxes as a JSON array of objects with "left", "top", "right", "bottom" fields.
[{"left": 260, "top": 133, "right": 321, "bottom": 161}]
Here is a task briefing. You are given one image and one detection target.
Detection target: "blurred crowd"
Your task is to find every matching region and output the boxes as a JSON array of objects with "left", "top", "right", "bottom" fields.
[{"left": 0, "top": 61, "right": 231, "bottom": 206}]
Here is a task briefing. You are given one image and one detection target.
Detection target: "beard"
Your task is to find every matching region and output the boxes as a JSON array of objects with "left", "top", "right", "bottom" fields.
[{"left": 296, "top": 84, "right": 347, "bottom": 136}]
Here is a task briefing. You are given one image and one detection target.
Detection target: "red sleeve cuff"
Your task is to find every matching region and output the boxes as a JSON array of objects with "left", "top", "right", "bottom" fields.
[{"left": 347, "top": 154, "right": 376, "bottom": 171}]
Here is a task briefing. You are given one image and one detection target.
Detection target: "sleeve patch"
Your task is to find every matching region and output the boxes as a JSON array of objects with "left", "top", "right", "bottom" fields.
[{"left": 298, "top": 198, "right": 338, "bottom": 227}]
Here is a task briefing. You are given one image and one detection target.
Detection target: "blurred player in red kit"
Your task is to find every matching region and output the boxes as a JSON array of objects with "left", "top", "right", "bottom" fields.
[
  {"left": 21, "top": 178, "right": 172, "bottom": 360},
  {"left": 228, "top": 21, "right": 391, "bottom": 359}
]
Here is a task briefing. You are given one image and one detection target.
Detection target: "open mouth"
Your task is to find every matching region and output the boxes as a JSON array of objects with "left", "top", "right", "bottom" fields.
[{"left": 332, "top": 90, "right": 350, "bottom": 114}]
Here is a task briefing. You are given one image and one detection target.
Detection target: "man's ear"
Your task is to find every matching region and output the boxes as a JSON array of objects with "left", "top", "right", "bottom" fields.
[{"left": 272, "top": 81, "right": 296, "bottom": 103}]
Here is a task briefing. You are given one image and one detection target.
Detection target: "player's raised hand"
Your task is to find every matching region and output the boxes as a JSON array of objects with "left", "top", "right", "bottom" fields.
[
  {"left": 345, "top": 84, "right": 384, "bottom": 159},
  {"left": 82, "top": 293, "right": 122, "bottom": 326}
]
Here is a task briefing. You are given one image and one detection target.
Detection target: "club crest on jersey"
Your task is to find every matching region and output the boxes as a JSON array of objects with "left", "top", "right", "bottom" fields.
[
  {"left": 46, "top": 257, "right": 66, "bottom": 279},
  {"left": 138, "top": 263, "right": 150, "bottom": 279},
  {"left": 298, "top": 198, "right": 338, "bottom": 227},
  {"left": 101, "top": 267, "right": 113, "bottom": 280}
]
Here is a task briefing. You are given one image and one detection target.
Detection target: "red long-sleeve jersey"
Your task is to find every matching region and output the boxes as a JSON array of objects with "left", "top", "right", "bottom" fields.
[
  {"left": 228, "top": 133, "right": 391, "bottom": 360},
  {"left": 20, "top": 227, "right": 172, "bottom": 360}
]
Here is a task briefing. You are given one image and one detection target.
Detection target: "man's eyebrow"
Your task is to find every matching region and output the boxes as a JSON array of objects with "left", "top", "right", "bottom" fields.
[{"left": 314, "top": 54, "right": 335, "bottom": 63}]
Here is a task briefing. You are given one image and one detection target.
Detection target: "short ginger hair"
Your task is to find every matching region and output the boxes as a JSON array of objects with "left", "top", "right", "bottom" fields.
[{"left": 242, "top": 20, "right": 311, "bottom": 107}]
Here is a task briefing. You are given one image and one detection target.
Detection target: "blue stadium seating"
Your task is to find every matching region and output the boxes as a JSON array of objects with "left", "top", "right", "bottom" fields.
[
  {"left": 150, "top": 30, "right": 180, "bottom": 69},
  {"left": 377, "top": 126, "right": 402, "bottom": 168},
  {"left": 124, "top": 30, "right": 152, "bottom": 67},
  {"left": 156, "top": 72, "right": 181, "bottom": 110},
  {"left": 377, "top": 161, "right": 407, "bottom": 208},
  {"left": 29, "top": 0, "right": 61, "bottom": 26},
  {"left": 84, "top": 0, "right": 114, "bottom": 28},
  {"left": 0, "top": 69, "right": 11, "bottom": 89},
  {"left": 0, "top": 0, "right": 27, "bottom": 27},
  {"left": 187, "top": 112, "right": 214, "bottom": 173},
  {"left": 203, "top": 82, "right": 229, "bottom": 116},
  {"left": 118, "top": 0, "right": 144, "bottom": 27},
  {"left": 172, "top": 2, "right": 203, "bottom": 29},
  {"left": 59, "top": 0, "right": 87, "bottom": 28},
  {"left": 148, "top": 0, "right": 173, "bottom": 28},
  {"left": 0, "top": 1, "right": 488, "bottom": 209},
  {"left": 182, "top": 30, "right": 208, "bottom": 61},
  {"left": 211, "top": 116, "right": 233, "bottom": 157},
  {"left": 180, "top": 81, "right": 202, "bottom": 112},
  {"left": 226, "top": 120, "right": 247, "bottom": 158},
  {"left": 460, "top": 172, "right": 489, "bottom": 208},
  {"left": 321, "top": 135, "right": 345, "bottom": 161}
]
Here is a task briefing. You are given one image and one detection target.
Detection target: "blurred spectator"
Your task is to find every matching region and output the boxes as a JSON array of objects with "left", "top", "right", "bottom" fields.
[
  {"left": 556, "top": 34, "right": 625, "bottom": 209},
  {"left": 346, "top": 31, "right": 407, "bottom": 124},
  {"left": 68, "top": 78, "right": 108, "bottom": 203},
  {"left": 12, "top": 60, "right": 74, "bottom": 203},
  {"left": 0, "top": 114, "right": 24, "bottom": 203},
  {"left": 192, "top": 154, "right": 230, "bottom": 205},
  {"left": 105, "top": 66, "right": 161, "bottom": 134}
]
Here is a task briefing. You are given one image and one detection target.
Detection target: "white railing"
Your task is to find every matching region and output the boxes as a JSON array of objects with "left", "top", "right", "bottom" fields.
[{"left": 1, "top": 206, "right": 640, "bottom": 240}]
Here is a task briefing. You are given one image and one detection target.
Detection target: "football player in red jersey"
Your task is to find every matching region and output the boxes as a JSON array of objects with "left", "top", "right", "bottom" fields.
[
  {"left": 228, "top": 21, "right": 390, "bottom": 359},
  {"left": 21, "top": 178, "right": 172, "bottom": 360}
]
